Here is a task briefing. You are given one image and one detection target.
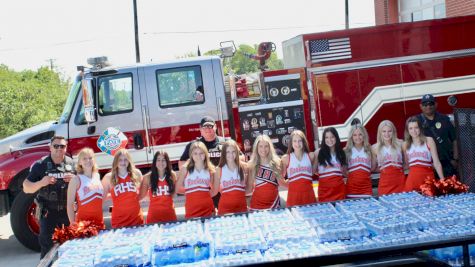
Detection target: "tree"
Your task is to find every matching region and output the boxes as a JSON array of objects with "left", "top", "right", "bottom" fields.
[{"left": 0, "top": 65, "right": 69, "bottom": 139}]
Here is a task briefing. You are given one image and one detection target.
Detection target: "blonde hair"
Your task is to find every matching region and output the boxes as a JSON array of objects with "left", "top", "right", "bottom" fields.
[
  {"left": 218, "top": 139, "right": 245, "bottom": 181},
  {"left": 249, "top": 135, "right": 281, "bottom": 179},
  {"left": 404, "top": 116, "right": 427, "bottom": 148},
  {"left": 286, "top": 130, "right": 310, "bottom": 154},
  {"left": 376, "top": 120, "right": 402, "bottom": 162},
  {"left": 76, "top": 147, "right": 98, "bottom": 174},
  {"left": 110, "top": 149, "right": 140, "bottom": 186},
  {"left": 345, "top": 125, "right": 372, "bottom": 159},
  {"left": 185, "top": 141, "right": 215, "bottom": 173}
]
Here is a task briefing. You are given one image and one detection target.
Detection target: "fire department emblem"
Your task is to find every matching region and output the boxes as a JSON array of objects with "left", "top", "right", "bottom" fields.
[
  {"left": 97, "top": 127, "right": 128, "bottom": 156},
  {"left": 281, "top": 86, "right": 290, "bottom": 96},
  {"left": 269, "top": 88, "right": 279, "bottom": 97}
]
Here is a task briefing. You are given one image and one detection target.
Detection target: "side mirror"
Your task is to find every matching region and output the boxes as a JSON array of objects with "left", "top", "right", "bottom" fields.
[{"left": 81, "top": 73, "right": 96, "bottom": 123}]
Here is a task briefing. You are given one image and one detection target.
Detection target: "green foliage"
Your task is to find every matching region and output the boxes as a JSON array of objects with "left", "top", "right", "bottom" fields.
[
  {"left": 203, "top": 43, "right": 284, "bottom": 75},
  {"left": 0, "top": 65, "right": 69, "bottom": 139}
]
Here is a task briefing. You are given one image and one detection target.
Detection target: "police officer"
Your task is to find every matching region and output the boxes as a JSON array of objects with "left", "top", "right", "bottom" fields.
[
  {"left": 179, "top": 116, "right": 225, "bottom": 168},
  {"left": 417, "top": 94, "right": 458, "bottom": 178},
  {"left": 179, "top": 116, "right": 225, "bottom": 208},
  {"left": 23, "top": 136, "right": 75, "bottom": 258}
]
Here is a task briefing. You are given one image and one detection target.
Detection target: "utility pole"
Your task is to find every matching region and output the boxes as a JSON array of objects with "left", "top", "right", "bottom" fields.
[
  {"left": 47, "top": 58, "right": 56, "bottom": 71},
  {"left": 345, "top": 0, "right": 349, "bottom": 29},
  {"left": 133, "top": 0, "right": 141, "bottom": 63}
]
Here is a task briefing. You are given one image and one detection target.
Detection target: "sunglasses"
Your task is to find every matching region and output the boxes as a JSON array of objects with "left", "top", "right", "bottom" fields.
[
  {"left": 422, "top": 102, "right": 435, "bottom": 107},
  {"left": 53, "top": 144, "right": 66, "bottom": 149},
  {"left": 201, "top": 125, "right": 214, "bottom": 129}
]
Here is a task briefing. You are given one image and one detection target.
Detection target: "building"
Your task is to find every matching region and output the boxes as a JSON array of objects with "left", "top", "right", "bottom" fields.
[{"left": 375, "top": 0, "right": 475, "bottom": 25}]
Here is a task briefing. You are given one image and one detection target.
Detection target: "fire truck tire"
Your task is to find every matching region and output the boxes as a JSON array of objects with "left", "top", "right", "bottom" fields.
[{"left": 10, "top": 191, "right": 40, "bottom": 252}]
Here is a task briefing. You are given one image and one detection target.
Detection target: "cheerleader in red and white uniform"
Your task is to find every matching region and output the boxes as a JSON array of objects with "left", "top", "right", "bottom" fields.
[
  {"left": 176, "top": 141, "right": 216, "bottom": 219},
  {"left": 214, "top": 140, "right": 250, "bottom": 215},
  {"left": 281, "top": 130, "right": 316, "bottom": 207},
  {"left": 345, "top": 125, "right": 374, "bottom": 198},
  {"left": 249, "top": 135, "right": 287, "bottom": 210},
  {"left": 102, "top": 149, "right": 144, "bottom": 228},
  {"left": 67, "top": 148, "right": 104, "bottom": 227},
  {"left": 403, "top": 116, "right": 444, "bottom": 191},
  {"left": 140, "top": 151, "right": 177, "bottom": 224},
  {"left": 372, "top": 120, "right": 405, "bottom": 196},
  {"left": 315, "top": 127, "right": 347, "bottom": 202}
]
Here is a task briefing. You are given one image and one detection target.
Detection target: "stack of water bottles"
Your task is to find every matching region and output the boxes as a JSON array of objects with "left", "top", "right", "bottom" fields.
[
  {"left": 52, "top": 192, "right": 475, "bottom": 267},
  {"left": 204, "top": 215, "right": 265, "bottom": 265},
  {"left": 291, "top": 202, "right": 374, "bottom": 253},
  {"left": 150, "top": 220, "right": 211, "bottom": 266}
]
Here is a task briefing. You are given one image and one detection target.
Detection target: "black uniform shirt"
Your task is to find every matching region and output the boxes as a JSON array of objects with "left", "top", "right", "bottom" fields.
[
  {"left": 180, "top": 136, "right": 224, "bottom": 166},
  {"left": 418, "top": 112, "right": 456, "bottom": 161}
]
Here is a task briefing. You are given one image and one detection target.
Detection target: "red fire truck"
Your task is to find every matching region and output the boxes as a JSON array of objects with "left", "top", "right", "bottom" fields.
[{"left": 1, "top": 15, "right": 475, "bottom": 250}]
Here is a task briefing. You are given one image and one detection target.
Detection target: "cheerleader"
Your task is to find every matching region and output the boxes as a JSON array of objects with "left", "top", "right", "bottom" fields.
[
  {"left": 281, "top": 130, "right": 316, "bottom": 207},
  {"left": 372, "top": 120, "right": 405, "bottom": 196},
  {"left": 176, "top": 141, "right": 216, "bottom": 219},
  {"left": 139, "top": 151, "right": 177, "bottom": 224},
  {"left": 249, "top": 135, "right": 286, "bottom": 210},
  {"left": 403, "top": 116, "right": 444, "bottom": 191},
  {"left": 102, "top": 149, "right": 144, "bottom": 228},
  {"left": 66, "top": 148, "right": 104, "bottom": 227},
  {"left": 345, "top": 125, "right": 374, "bottom": 198},
  {"left": 315, "top": 127, "right": 347, "bottom": 202},
  {"left": 214, "top": 140, "right": 250, "bottom": 215}
]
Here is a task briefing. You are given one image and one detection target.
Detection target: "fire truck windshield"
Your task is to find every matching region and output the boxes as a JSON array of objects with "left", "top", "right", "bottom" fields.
[{"left": 58, "top": 75, "right": 82, "bottom": 124}]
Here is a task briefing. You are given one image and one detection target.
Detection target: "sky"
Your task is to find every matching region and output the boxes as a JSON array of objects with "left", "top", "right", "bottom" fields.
[{"left": 0, "top": 0, "right": 375, "bottom": 79}]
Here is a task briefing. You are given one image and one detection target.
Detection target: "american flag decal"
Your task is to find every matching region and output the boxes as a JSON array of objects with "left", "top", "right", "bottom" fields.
[{"left": 309, "top": 37, "right": 352, "bottom": 62}]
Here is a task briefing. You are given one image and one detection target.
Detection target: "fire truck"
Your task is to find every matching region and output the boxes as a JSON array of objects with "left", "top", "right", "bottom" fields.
[{"left": 1, "top": 15, "right": 475, "bottom": 251}]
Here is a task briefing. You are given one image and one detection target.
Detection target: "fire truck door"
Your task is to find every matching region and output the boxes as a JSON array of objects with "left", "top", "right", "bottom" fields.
[
  {"left": 141, "top": 59, "right": 223, "bottom": 162},
  {"left": 68, "top": 68, "right": 151, "bottom": 169}
]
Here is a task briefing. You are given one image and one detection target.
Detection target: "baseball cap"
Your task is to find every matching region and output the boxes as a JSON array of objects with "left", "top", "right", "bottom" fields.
[
  {"left": 200, "top": 116, "right": 215, "bottom": 127},
  {"left": 421, "top": 94, "right": 435, "bottom": 104}
]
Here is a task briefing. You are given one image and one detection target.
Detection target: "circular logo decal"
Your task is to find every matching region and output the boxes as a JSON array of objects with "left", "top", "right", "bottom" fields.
[
  {"left": 270, "top": 88, "right": 279, "bottom": 97},
  {"left": 281, "top": 86, "right": 290, "bottom": 96},
  {"left": 97, "top": 127, "right": 128, "bottom": 156}
]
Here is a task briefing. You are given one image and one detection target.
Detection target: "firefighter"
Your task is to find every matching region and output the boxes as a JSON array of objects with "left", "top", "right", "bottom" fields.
[
  {"left": 417, "top": 94, "right": 458, "bottom": 178},
  {"left": 23, "top": 136, "right": 75, "bottom": 258}
]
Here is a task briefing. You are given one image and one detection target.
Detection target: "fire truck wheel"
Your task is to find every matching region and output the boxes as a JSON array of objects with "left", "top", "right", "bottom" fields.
[{"left": 10, "top": 191, "right": 40, "bottom": 252}]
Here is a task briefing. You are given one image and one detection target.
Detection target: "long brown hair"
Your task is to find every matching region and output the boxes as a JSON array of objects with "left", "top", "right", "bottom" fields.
[
  {"left": 286, "top": 130, "right": 310, "bottom": 154},
  {"left": 218, "top": 139, "right": 245, "bottom": 181},
  {"left": 75, "top": 147, "right": 98, "bottom": 174},
  {"left": 404, "top": 116, "right": 427, "bottom": 148},
  {"left": 110, "top": 149, "right": 140, "bottom": 186},
  {"left": 185, "top": 141, "right": 215, "bottom": 173}
]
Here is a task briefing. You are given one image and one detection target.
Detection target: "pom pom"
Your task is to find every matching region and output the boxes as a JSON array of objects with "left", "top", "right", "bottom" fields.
[
  {"left": 53, "top": 220, "right": 103, "bottom": 244},
  {"left": 420, "top": 175, "right": 469, "bottom": 197}
]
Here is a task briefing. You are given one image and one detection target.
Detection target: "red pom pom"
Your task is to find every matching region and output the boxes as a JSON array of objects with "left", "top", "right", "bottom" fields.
[
  {"left": 419, "top": 175, "right": 469, "bottom": 197},
  {"left": 53, "top": 220, "right": 103, "bottom": 244}
]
